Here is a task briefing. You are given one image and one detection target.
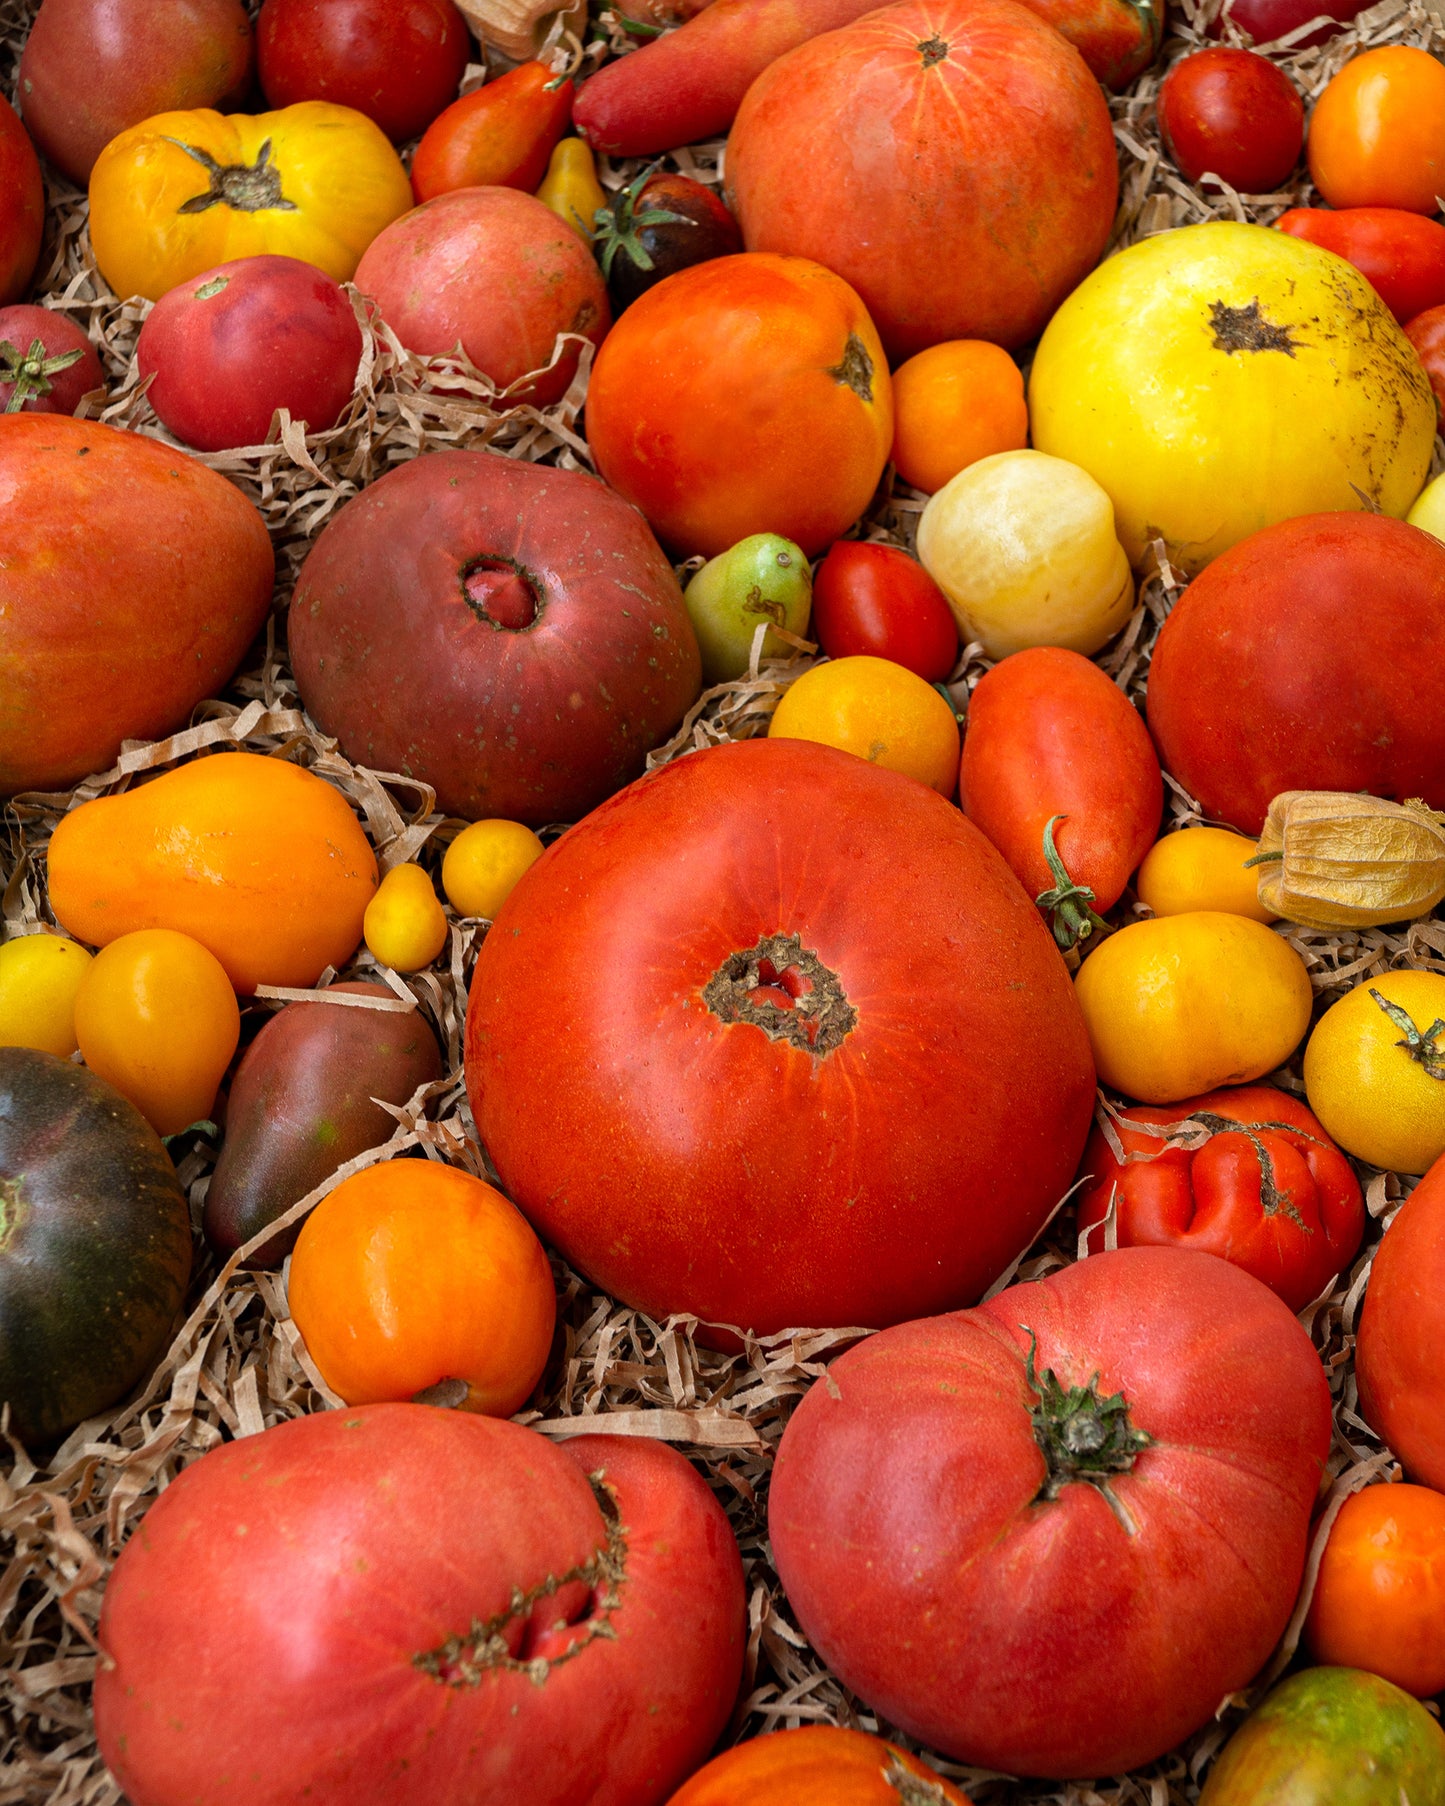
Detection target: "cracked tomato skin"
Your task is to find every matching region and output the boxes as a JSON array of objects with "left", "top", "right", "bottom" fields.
[
  {"left": 769, "top": 1245, "right": 1332, "bottom": 1779},
  {"left": 93, "top": 1408, "right": 746, "bottom": 1806},
  {"left": 1075, "top": 1085, "right": 1365, "bottom": 1311}
]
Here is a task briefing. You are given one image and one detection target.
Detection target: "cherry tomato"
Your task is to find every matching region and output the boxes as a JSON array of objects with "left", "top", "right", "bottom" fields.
[
  {"left": 810, "top": 541, "right": 959, "bottom": 682},
  {"left": 257, "top": 0, "right": 471, "bottom": 144},
  {"left": 410, "top": 61, "right": 572, "bottom": 205},
  {"left": 595, "top": 167, "right": 741, "bottom": 312},
  {"left": 1210, "top": 0, "right": 1366, "bottom": 49},
  {"left": 1309, "top": 46, "right": 1445, "bottom": 214},
  {"left": 1305, "top": 1483, "right": 1445, "bottom": 1697},
  {"left": 1276, "top": 207, "right": 1445, "bottom": 322},
  {"left": 1406, "top": 303, "right": 1445, "bottom": 424},
  {"left": 1156, "top": 49, "right": 1304, "bottom": 194}
]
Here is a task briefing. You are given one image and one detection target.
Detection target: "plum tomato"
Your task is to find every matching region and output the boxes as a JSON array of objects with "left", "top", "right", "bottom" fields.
[
  {"left": 810, "top": 542, "right": 959, "bottom": 681},
  {"left": 1156, "top": 49, "right": 1304, "bottom": 194},
  {"left": 1309, "top": 46, "right": 1445, "bottom": 213},
  {"left": 410, "top": 61, "right": 572, "bottom": 203},
  {"left": 595, "top": 167, "right": 742, "bottom": 313},
  {"left": 1210, "top": 0, "right": 1366, "bottom": 47},
  {"left": 137, "top": 255, "right": 362, "bottom": 450},
  {"left": 1406, "top": 303, "right": 1445, "bottom": 424},
  {"left": 0, "top": 307, "right": 103, "bottom": 413},
  {"left": 0, "top": 94, "right": 43, "bottom": 306},
  {"left": 257, "top": 0, "right": 470, "bottom": 143},
  {"left": 1277, "top": 208, "right": 1445, "bottom": 323}
]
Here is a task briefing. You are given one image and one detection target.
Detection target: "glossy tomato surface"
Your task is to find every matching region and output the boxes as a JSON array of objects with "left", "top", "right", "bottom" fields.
[
  {"left": 411, "top": 61, "right": 571, "bottom": 201},
  {"left": 1277, "top": 207, "right": 1445, "bottom": 322},
  {"left": 810, "top": 541, "right": 959, "bottom": 681},
  {"left": 258, "top": 0, "right": 469, "bottom": 142},
  {"left": 1157, "top": 48, "right": 1304, "bottom": 192},
  {"left": 1211, "top": 0, "right": 1365, "bottom": 46},
  {"left": 664, "top": 1726, "right": 973, "bottom": 1804},
  {"left": 1308, "top": 46, "right": 1445, "bottom": 213},
  {"left": 1406, "top": 302, "right": 1445, "bottom": 424},
  {"left": 1357, "top": 1153, "right": 1445, "bottom": 1490},
  {"left": 0, "top": 94, "right": 43, "bottom": 305}
]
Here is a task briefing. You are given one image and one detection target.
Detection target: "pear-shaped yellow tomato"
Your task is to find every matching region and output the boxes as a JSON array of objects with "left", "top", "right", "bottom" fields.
[
  {"left": 1305, "top": 972, "right": 1445, "bottom": 1174},
  {"left": 89, "top": 102, "right": 413, "bottom": 302},
  {"left": 1136, "top": 826, "right": 1277, "bottom": 923},
  {"left": 1029, "top": 221, "right": 1435, "bottom": 576},
  {"left": 1074, "top": 912, "right": 1312, "bottom": 1104},
  {"left": 363, "top": 864, "right": 448, "bottom": 973}
]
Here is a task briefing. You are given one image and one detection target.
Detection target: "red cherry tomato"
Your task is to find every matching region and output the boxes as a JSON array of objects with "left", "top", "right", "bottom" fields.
[
  {"left": 1277, "top": 207, "right": 1445, "bottom": 323},
  {"left": 410, "top": 61, "right": 572, "bottom": 205},
  {"left": 1210, "top": 0, "right": 1366, "bottom": 48},
  {"left": 1156, "top": 48, "right": 1304, "bottom": 194},
  {"left": 1406, "top": 304, "right": 1445, "bottom": 425},
  {"left": 810, "top": 541, "right": 959, "bottom": 682},
  {"left": 257, "top": 0, "right": 471, "bottom": 144}
]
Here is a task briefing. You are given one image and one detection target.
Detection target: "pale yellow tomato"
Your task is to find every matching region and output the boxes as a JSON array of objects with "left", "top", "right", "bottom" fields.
[
  {"left": 768, "top": 656, "right": 960, "bottom": 794},
  {"left": 1407, "top": 473, "right": 1445, "bottom": 542},
  {"left": 441, "top": 820, "right": 545, "bottom": 920},
  {"left": 1305, "top": 971, "right": 1445, "bottom": 1173},
  {"left": 364, "top": 863, "right": 448, "bottom": 971},
  {"left": 0, "top": 932, "right": 93, "bottom": 1056},
  {"left": 1136, "top": 827, "right": 1277, "bottom": 923}
]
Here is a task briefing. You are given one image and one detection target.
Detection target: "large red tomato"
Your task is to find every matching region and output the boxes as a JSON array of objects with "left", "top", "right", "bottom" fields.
[
  {"left": 95, "top": 1409, "right": 745, "bottom": 1806},
  {"left": 0, "top": 95, "right": 43, "bottom": 306},
  {"left": 724, "top": 0, "right": 1118, "bottom": 358},
  {"left": 464, "top": 737, "right": 1097, "bottom": 1336},
  {"left": 1146, "top": 513, "right": 1445, "bottom": 834},
  {"left": 769, "top": 1245, "right": 1332, "bottom": 1777},
  {"left": 1357, "top": 1153, "right": 1445, "bottom": 1491}
]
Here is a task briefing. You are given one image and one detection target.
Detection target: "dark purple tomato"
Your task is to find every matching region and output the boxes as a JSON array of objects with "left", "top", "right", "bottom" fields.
[
  {"left": 811, "top": 540, "right": 960, "bottom": 682},
  {"left": 1157, "top": 48, "right": 1304, "bottom": 193},
  {"left": 595, "top": 167, "right": 742, "bottom": 312},
  {"left": 1209, "top": 0, "right": 1366, "bottom": 47},
  {"left": 0, "top": 306, "right": 102, "bottom": 413},
  {"left": 137, "top": 255, "right": 363, "bottom": 451}
]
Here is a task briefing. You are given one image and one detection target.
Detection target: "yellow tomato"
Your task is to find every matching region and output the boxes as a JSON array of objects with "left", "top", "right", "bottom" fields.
[
  {"left": 89, "top": 102, "right": 413, "bottom": 302},
  {"left": 74, "top": 928, "right": 240, "bottom": 1136},
  {"left": 1074, "top": 912, "right": 1313, "bottom": 1104},
  {"left": 441, "top": 820, "right": 545, "bottom": 920},
  {"left": 1407, "top": 473, "right": 1445, "bottom": 541},
  {"left": 364, "top": 863, "right": 448, "bottom": 972},
  {"left": 1304, "top": 971, "right": 1445, "bottom": 1173},
  {"left": 0, "top": 933, "right": 93, "bottom": 1056},
  {"left": 768, "top": 656, "right": 960, "bottom": 795},
  {"left": 536, "top": 137, "right": 608, "bottom": 242},
  {"left": 1136, "top": 826, "right": 1277, "bottom": 923},
  {"left": 1029, "top": 222, "right": 1435, "bottom": 576}
]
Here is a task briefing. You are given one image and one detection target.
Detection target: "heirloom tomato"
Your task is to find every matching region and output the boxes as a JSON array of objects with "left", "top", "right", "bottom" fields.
[
  {"left": 768, "top": 656, "right": 960, "bottom": 795},
  {"left": 0, "top": 307, "right": 102, "bottom": 413},
  {"left": 1406, "top": 303, "right": 1445, "bottom": 424},
  {"left": 441, "top": 821, "right": 545, "bottom": 920},
  {"left": 683, "top": 533, "right": 812, "bottom": 685},
  {"left": 595, "top": 167, "right": 743, "bottom": 312},
  {"left": 1157, "top": 48, "right": 1304, "bottom": 193},
  {"left": 362, "top": 864, "right": 448, "bottom": 971},
  {"left": 1276, "top": 207, "right": 1445, "bottom": 322},
  {"left": 1075, "top": 1086, "right": 1364, "bottom": 1310},
  {"left": 1135, "top": 825, "right": 1276, "bottom": 921},
  {"left": 664, "top": 1727, "right": 972, "bottom": 1805},
  {"left": 0, "top": 95, "right": 43, "bottom": 306},
  {"left": 810, "top": 542, "right": 959, "bottom": 681},
  {"left": 1309, "top": 46, "right": 1445, "bottom": 214},
  {"left": 89, "top": 102, "right": 412, "bottom": 302},
  {"left": 536, "top": 138, "right": 607, "bottom": 242},
  {"left": 410, "top": 61, "right": 571, "bottom": 202},
  {"left": 889, "top": 340, "right": 1028, "bottom": 496},
  {"left": 1015, "top": 0, "right": 1163, "bottom": 89},
  {"left": 1305, "top": 1485, "right": 1445, "bottom": 1697},
  {"left": 1304, "top": 970, "right": 1445, "bottom": 1174},
  {"left": 0, "top": 934, "right": 92, "bottom": 1058},
  {"left": 1357, "top": 1152, "right": 1445, "bottom": 1489}
]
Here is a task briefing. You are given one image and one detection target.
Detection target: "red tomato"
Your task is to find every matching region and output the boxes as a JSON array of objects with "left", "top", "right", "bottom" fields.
[
  {"left": 958, "top": 646, "right": 1162, "bottom": 948},
  {"left": 1075, "top": 1085, "right": 1365, "bottom": 1310},
  {"left": 257, "top": 0, "right": 469, "bottom": 142},
  {"left": 1357, "top": 1153, "right": 1445, "bottom": 1491},
  {"left": 0, "top": 95, "right": 43, "bottom": 306},
  {"left": 465, "top": 736, "right": 1096, "bottom": 1336},
  {"left": 810, "top": 541, "right": 958, "bottom": 681},
  {"left": 95, "top": 1408, "right": 747, "bottom": 1806},
  {"left": 1406, "top": 303, "right": 1445, "bottom": 423},
  {"left": 1305, "top": 1483, "right": 1445, "bottom": 1697},
  {"left": 1156, "top": 48, "right": 1304, "bottom": 193},
  {"left": 1209, "top": 0, "right": 1365, "bottom": 47},
  {"left": 770, "top": 1245, "right": 1332, "bottom": 1777},
  {"left": 1276, "top": 207, "right": 1445, "bottom": 322},
  {"left": 410, "top": 61, "right": 572, "bottom": 204},
  {"left": 0, "top": 306, "right": 103, "bottom": 413},
  {"left": 1014, "top": 0, "right": 1163, "bottom": 90},
  {"left": 137, "top": 255, "right": 362, "bottom": 450}
]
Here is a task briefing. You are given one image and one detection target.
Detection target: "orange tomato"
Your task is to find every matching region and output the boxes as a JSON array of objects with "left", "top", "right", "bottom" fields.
[
  {"left": 1309, "top": 47, "right": 1445, "bottom": 213},
  {"left": 74, "top": 928, "right": 240, "bottom": 1137},
  {"left": 1305, "top": 1483, "right": 1445, "bottom": 1696},
  {"left": 890, "top": 339, "right": 1028, "bottom": 496},
  {"left": 664, "top": 1725, "right": 972, "bottom": 1805},
  {"left": 287, "top": 1159, "right": 556, "bottom": 1415},
  {"left": 768, "top": 655, "right": 960, "bottom": 795}
]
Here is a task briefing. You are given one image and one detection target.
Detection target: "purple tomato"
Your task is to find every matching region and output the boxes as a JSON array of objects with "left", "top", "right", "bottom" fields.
[
  {"left": 0, "top": 306, "right": 103, "bottom": 413},
  {"left": 811, "top": 541, "right": 960, "bottom": 682}
]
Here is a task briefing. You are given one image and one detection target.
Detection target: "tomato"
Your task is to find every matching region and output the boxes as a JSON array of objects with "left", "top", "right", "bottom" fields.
[
  {"left": 0, "top": 934, "right": 92, "bottom": 1058},
  {"left": 137, "top": 254, "right": 362, "bottom": 450},
  {"left": 1358, "top": 1153, "right": 1445, "bottom": 1490},
  {"left": 725, "top": 0, "right": 1117, "bottom": 359},
  {"left": 1276, "top": 206, "right": 1445, "bottom": 322},
  {"left": 1305, "top": 1485, "right": 1445, "bottom": 1696},
  {"left": 889, "top": 340, "right": 1028, "bottom": 496},
  {"left": 1147, "top": 514, "right": 1445, "bottom": 835},
  {"left": 410, "top": 61, "right": 571, "bottom": 203},
  {"left": 958, "top": 646, "right": 1162, "bottom": 948},
  {"left": 0, "top": 306, "right": 103, "bottom": 414},
  {"left": 354, "top": 187, "right": 609, "bottom": 407},
  {"left": 769, "top": 1245, "right": 1331, "bottom": 1777},
  {"left": 585, "top": 253, "right": 892, "bottom": 559},
  {"left": 257, "top": 0, "right": 470, "bottom": 143},
  {"left": 1210, "top": 0, "right": 1366, "bottom": 48},
  {"left": 810, "top": 542, "right": 959, "bottom": 682},
  {"left": 0, "top": 95, "right": 43, "bottom": 306},
  {"left": 1074, "top": 913, "right": 1313, "bottom": 1104},
  {"left": 768, "top": 655, "right": 961, "bottom": 795},
  {"left": 465, "top": 737, "right": 1096, "bottom": 1336},
  {"left": 684, "top": 532, "right": 812, "bottom": 684},
  {"left": 362, "top": 863, "right": 448, "bottom": 971},
  {"left": 1309, "top": 46, "right": 1445, "bottom": 214},
  {"left": 1303, "top": 971, "right": 1445, "bottom": 1174},
  {"left": 595, "top": 168, "right": 742, "bottom": 313},
  {"left": 17, "top": 0, "right": 253, "bottom": 186},
  {"left": 441, "top": 820, "right": 545, "bottom": 919},
  {"left": 289, "top": 1161, "right": 556, "bottom": 1413},
  {"left": 1029, "top": 222, "right": 1435, "bottom": 576},
  {"left": 1075, "top": 1085, "right": 1364, "bottom": 1309},
  {"left": 94, "top": 1408, "right": 748, "bottom": 1806},
  {"left": 1015, "top": 0, "right": 1163, "bottom": 89},
  {"left": 88, "top": 102, "right": 413, "bottom": 302},
  {"left": 73, "top": 929, "right": 240, "bottom": 1138},
  {"left": 664, "top": 1727, "right": 973, "bottom": 1805},
  {"left": 1406, "top": 303, "right": 1445, "bottom": 425},
  {"left": 1156, "top": 49, "right": 1304, "bottom": 194},
  {"left": 536, "top": 137, "right": 607, "bottom": 242},
  {"left": 1136, "top": 826, "right": 1277, "bottom": 922}
]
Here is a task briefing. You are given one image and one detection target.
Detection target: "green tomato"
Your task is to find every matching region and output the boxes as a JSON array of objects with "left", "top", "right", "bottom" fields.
[
  {"left": 683, "top": 533, "right": 812, "bottom": 685},
  {"left": 1200, "top": 1668, "right": 1445, "bottom": 1806}
]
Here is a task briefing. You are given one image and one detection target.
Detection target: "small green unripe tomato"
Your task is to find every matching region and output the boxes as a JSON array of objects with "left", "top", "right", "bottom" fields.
[{"left": 683, "top": 533, "right": 812, "bottom": 685}]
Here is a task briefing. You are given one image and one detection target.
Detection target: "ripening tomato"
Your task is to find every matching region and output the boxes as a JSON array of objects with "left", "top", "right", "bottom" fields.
[
  {"left": 410, "top": 61, "right": 571, "bottom": 203},
  {"left": 1305, "top": 1485, "right": 1445, "bottom": 1697},
  {"left": 1309, "top": 47, "right": 1445, "bottom": 213},
  {"left": 664, "top": 1727, "right": 974, "bottom": 1805},
  {"left": 810, "top": 542, "right": 959, "bottom": 681},
  {"left": 595, "top": 168, "right": 742, "bottom": 313},
  {"left": 441, "top": 820, "right": 545, "bottom": 919},
  {"left": 0, "top": 95, "right": 43, "bottom": 306},
  {"left": 1157, "top": 49, "right": 1304, "bottom": 194},
  {"left": 1358, "top": 1153, "right": 1445, "bottom": 1492},
  {"left": 1276, "top": 207, "right": 1445, "bottom": 322}
]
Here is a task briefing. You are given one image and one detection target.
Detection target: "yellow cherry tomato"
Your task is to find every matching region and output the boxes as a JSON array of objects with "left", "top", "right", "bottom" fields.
[
  {"left": 441, "top": 820, "right": 545, "bottom": 920},
  {"left": 74, "top": 928, "right": 240, "bottom": 1136},
  {"left": 1304, "top": 971, "right": 1445, "bottom": 1174},
  {"left": 0, "top": 933, "right": 93, "bottom": 1056},
  {"left": 89, "top": 102, "right": 413, "bottom": 302},
  {"left": 1136, "top": 826, "right": 1277, "bottom": 923},
  {"left": 1074, "top": 912, "right": 1313, "bottom": 1104},
  {"left": 364, "top": 864, "right": 448, "bottom": 972},
  {"left": 768, "top": 655, "right": 960, "bottom": 795},
  {"left": 1408, "top": 472, "right": 1445, "bottom": 542},
  {"left": 536, "top": 137, "right": 608, "bottom": 242}
]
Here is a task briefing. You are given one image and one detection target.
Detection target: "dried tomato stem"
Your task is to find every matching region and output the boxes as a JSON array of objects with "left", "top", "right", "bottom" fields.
[{"left": 1370, "top": 987, "right": 1445, "bottom": 1080}]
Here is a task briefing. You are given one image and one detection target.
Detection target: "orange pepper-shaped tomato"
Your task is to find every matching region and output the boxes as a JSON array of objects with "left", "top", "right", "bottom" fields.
[
  {"left": 411, "top": 62, "right": 573, "bottom": 205},
  {"left": 89, "top": 102, "right": 413, "bottom": 301}
]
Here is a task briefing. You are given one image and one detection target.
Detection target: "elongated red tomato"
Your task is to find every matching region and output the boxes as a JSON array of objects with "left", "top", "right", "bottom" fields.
[
  {"left": 410, "top": 61, "right": 572, "bottom": 203},
  {"left": 1276, "top": 206, "right": 1445, "bottom": 322},
  {"left": 959, "top": 645, "right": 1162, "bottom": 949},
  {"left": 1357, "top": 1153, "right": 1445, "bottom": 1490}
]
